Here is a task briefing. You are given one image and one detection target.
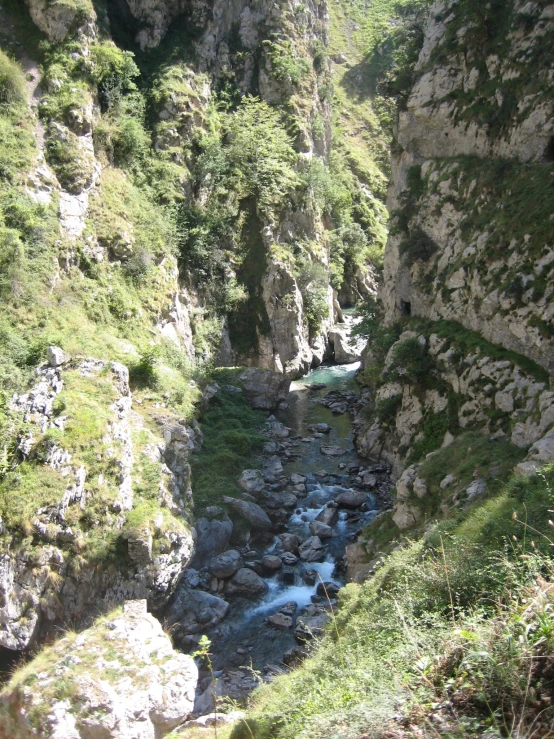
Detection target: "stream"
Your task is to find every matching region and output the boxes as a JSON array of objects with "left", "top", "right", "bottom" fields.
[{"left": 176, "top": 325, "right": 394, "bottom": 709}]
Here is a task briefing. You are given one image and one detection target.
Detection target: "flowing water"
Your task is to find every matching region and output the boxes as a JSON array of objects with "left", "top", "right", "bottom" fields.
[{"left": 207, "top": 357, "right": 384, "bottom": 672}]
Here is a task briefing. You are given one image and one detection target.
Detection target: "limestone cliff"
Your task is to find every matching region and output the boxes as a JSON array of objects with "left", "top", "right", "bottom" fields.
[{"left": 382, "top": 0, "right": 554, "bottom": 373}]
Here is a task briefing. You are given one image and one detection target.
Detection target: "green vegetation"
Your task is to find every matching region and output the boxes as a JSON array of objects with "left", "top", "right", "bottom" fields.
[
  {"left": 190, "top": 372, "right": 266, "bottom": 512},
  {"left": 235, "top": 464, "right": 554, "bottom": 739}
]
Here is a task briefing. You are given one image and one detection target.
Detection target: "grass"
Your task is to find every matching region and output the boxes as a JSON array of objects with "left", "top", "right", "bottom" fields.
[
  {"left": 233, "top": 465, "right": 554, "bottom": 739},
  {"left": 191, "top": 370, "right": 266, "bottom": 513}
]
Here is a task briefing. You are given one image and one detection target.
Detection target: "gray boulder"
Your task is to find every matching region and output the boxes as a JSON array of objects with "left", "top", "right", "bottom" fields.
[
  {"left": 320, "top": 445, "right": 347, "bottom": 456},
  {"left": 47, "top": 345, "right": 66, "bottom": 367},
  {"left": 166, "top": 588, "right": 230, "bottom": 636},
  {"left": 238, "top": 469, "right": 265, "bottom": 495},
  {"left": 193, "top": 517, "right": 233, "bottom": 566},
  {"left": 280, "top": 533, "right": 301, "bottom": 553},
  {"left": 238, "top": 368, "right": 291, "bottom": 410},
  {"left": 316, "top": 507, "right": 338, "bottom": 526},
  {"left": 226, "top": 568, "right": 268, "bottom": 596},
  {"left": 294, "top": 604, "right": 331, "bottom": 644},
  {"left": 207, "top": 550, "right": 243, "bottom": 579},
  {"left": 223, "top": 497, "right": 272, "bottom": 530},
  {"left": 267, "top": 613, "right": 293, "bottom": 629},
  {"left": 309, "top": 521, "right": 333, "bottom": 539},
  {"left": 261, "top": 554, "right": 282, "bottom": 572},
  {"left": 335, "top": 490, "right": 368, "bottom": 509},
  {"left": 299, "top": 536, "right": 325, "bottom": 562}
]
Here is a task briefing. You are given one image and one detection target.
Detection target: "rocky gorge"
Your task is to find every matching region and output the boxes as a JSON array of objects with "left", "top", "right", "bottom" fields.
[{"left": 0, "top": 0, "right": 554, "bottom": 738}]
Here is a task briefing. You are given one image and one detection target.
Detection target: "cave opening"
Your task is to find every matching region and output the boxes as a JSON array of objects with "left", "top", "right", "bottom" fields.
[
  {"left": 400, "top": 299, "right": 411, "bottom": 316},
  {"left": 0, "top": 645, "right": 23, "bottom": 684}
]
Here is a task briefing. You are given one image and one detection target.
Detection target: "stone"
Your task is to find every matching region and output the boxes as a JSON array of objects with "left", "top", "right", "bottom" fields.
[
  {"left": 413, "top": 477, "right": 428, "bottom": 499},
  {"left": 226, "top": 568, "right": 269, "bottom": 596},
  {"left": 223, "top": 497, "right": 272, "bottom": 530},
  {"left": 440, "top": 474, "right": 456, "bottom": 489},
  {"left": 320, "top": 445, "right": 347, "bottom": 456},
  {"left": 294, "top": 604, "right": 331, "bottom": 644},
  {"left": 193, "top": 517, "right": 233, "bottom": 567},
  {"left": 207, "top": 550, "right": 243, "bottom": 579},
  {"left": 362, "top": 474, "right": 377, "bottom": 489},
  {"left": 309, "top": 521, "right": 333, "bottom": 539},
  {"left": 316, "top": 507, "right": 338, "bottom": 526},
  {"left": 308, "top": 423, "right": 331, "bottom": 434},
  {"left": 280, "top": 533, "right": 301, "bottom": 553},
  {"left": 528, "top": 429, "right": 554, "bottom": 463},
  {"left": 238, "top": 368, "right": 291, "bottom": 410},
  {"left": 279, "top": 601, "right": 298, "bottom": 617},
  {"left": 267, "top": 613, "right": 293, "bottom": 629},
  {"left": 316, "top": 582, "right": 340, "bottom": 597},
  {"left": 0, "top": 600, "right": 197, "bottom": 737},
  {"left": 328, "top": 327, "right": 360, "bottom": 364},
  {"left": 335, "top": 490, "right": 367, "bottom": 509},
  {"left": 280, "top": 552, "right": 298, "bottom": 565},
  {"left": 47, "top": 345, "right": 66, "bottom": 367},
  {"left": 299, "top": 536, "right": 325, "bottom": 562},
  {"left": 238, "top": 469, "right": 265, "bottom": 495},
  {"left": 166, "top": 588, "right": 230, "bottom": 636},
  {"left": 466, "top": 479, "right": 487, "bottom": 500},
  {"left": 290, "top": 473, "right": 307, "bottom": 484},
  {"left": 282, "top": 646, "right": 308, "bottom": 666},
  {"left": 261, "top": 554, "right": 282, "bottom": 572}
]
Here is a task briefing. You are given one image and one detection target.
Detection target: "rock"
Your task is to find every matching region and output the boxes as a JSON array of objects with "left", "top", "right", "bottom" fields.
[
  {"left": 466, "top": 478, "right": 487, "bottom": 500},
  {"left": 294, "top": 604, "right": 331, "bottom": 644},
  {"left": 290, "top": 473, "right": 307, "bottom": 485},
  {"left": 185, "top": 711, "right": 245, "bottom": 729},
  {"left": 0, "top": 600, "right": 197, "bottom": 737},
  {"left": 316, "top": 582, "right": 340, "bottom": 597},
  {"left": 282, "top": 646, "right": 308, "bottom": 666},
  {"left": 440, "top": 474, "right": 456, "bottom": 489},
  {"left": 279, "top": 601, "right": 298, "bottom": 617},
  {"left": 299, "top": 536, "right": 325, "bottom": 562},
  {"left": 264, "top": 455, "right": 284, "bottom": 476},
  {"left": 265, "top": 421, "right": 291, "bottom": 439},
  {"left": 528, "top": 429, "right": 554, "bottom": 463},
  {"left": 514, "top": 461, "right": 541, "bottom": 476},
  {"left": 267, "top": 613, "right": 293, "bottom": 629},
  {"left": 47, "top": 345, "right": 66, "bottom": 367},
  {"left": 207, "top": 550, "right": 243, "bottom": 579},
  {"left": 320, "top": 445, "right": 347, "bottom": 456},
  {"left": 309, "top": 521, "right": 333, "bottom": 539},
  {"left": 280, "top": 552, "right": 298, "bottom": 566},
  {"left": 328, "top": 327, "right": 360, "bottom": 364},
  {"left": 308, "top": 423, "right": 331, "bottom": 434},
  {"left": 223, "top": 497, "right": 272, "bottom": 530},
  {"left": 238, "top": 469, "right": 265, "bottom": 495},
  {"left": 362, "top": 473, "right": 377, "bottom": 489},
  {"left": 238, "top": 368, "right": 291, "bottom": 410},
  {"left": 193, "top": 517, "right": 233, "bottom": 566},
  {"left": 413, "top": 477, "right": 428, "bottom": 499},
  {"left": 226, "top": 568, "right": 269, "bottom": 596},
  {"left": 261, "top": 554, "right": 282, "bottom": 572},
  {"left": 280, "top": 533, "right": 301, "bottom": 553},
  {"left": 335, "top": 490, "right": 367, "bottom": 509},
  {"left": 316, "top": 507, "right": 339, "bottom": 526},
  {"left": 166, "top": 588, "right": 230, "bottom": 636}
]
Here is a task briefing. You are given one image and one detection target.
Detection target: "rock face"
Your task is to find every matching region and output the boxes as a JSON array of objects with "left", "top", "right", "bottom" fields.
[
  {"left": 1, "top": 360, "right": 197, "bottom": 651},
  {"left": 382, "top": 0, "right": 554, "bottom": 375},
  {"left": 238, "top": 369, "right": 291, "bottom": 410},
  {"left": 0, "top": 600, "right": 198, "bottom": 738}
]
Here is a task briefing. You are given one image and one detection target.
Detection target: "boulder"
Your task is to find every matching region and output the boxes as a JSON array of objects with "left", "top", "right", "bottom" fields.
[
  {"left": 47, "top": 345, "right": 67, "bottom": 367},
  {"left": 294, "top": 604, "right": 331, "bottom": 644},
  {"left": 261, "top": 554, "right": 282, "bottom": 572},
  {"left": 193, "top": 517, "right": 233, "bottom": 566},
  {"left": 335, "top": 490, "right": 368, "bottom": 509},
  {"left": 223, "top": 497, "right": 272, "bottom": 530},
  {"left": 320, "top": 445, "right": 347, "bottom": 456},
  {"left": 290, "top": 473, "right": 307, "bottom": 485},
  {"left": 207, "top": 550, "right": 243, "bottom": 579},
  {"left": 309, "top": 521, "right": 333, "bottom": 539},
  {"left": 226, "top": 568, "right": 269, "bottom": 596},
  {"left": 280, "top": 552, "right": 298, "bottom": 565},
  {"left": 267, "top": 613, "right": 293, "bottom": 629},
  {"left": 238, "top": 469, "right": 265, "bottom": 495},
  {"left": 328, "top": 328, "right": 360, "bottom": 364},
  {"left": 166, "top": 588, "right": 230, "bottom": 636},
  {"left": 316, "top": 507, "right": 338, "bottom": 526},
  {"left": 299, "top": 536, "right": 325, "bottom": 562},
  {"left": 279, "top": 533, "right": 301, "bottom": 553},
  {"left": 238, "top": 369, "right": 291, "bottom": 410},
  {"left": 308, "top": 423, "right": 331, "bottom": 434},
  {"left": 0, "top": 600, "right": 197, "bottom": 738}
]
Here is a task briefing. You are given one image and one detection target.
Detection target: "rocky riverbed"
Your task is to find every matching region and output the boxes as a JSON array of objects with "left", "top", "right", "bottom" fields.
[{"left": 165, "top": 361, "right": 394, "bottom": 716}]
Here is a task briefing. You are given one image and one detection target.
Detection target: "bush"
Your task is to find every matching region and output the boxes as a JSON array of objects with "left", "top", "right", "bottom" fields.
[
  {"left": 0, "top": 50, "right": 26, "bottom": 107},
  {"left": 385, "top": 336, "right": 434, "bottom": 387},
  {"left": 399, "top": 227, "right": 439, "bottom": 264}
]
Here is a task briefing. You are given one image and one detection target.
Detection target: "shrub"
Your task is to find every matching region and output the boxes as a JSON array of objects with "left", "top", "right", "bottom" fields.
[
  {"left": 399, "top": 227, "right": 438, "bottom": 265},
  {"left": 0, "top": 50, "right": 26, "bottom": 107}
]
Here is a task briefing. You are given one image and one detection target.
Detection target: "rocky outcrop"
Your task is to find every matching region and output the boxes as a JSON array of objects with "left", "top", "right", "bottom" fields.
[
  {"left": 0, "top": 600, "right": 198, "bottom": 738},
  {"left": 24, "top": 0, "right": 96, "bottom": 42},
  {"left": 0, "top": 359, "right": 197, "bottom": 651},
  {"left": 238, "top": 368, "right": 291, "bottom": 409},
  {"left": 382, "top": 0, "right": 554, "bottom": 375},
  {"left": 354, "top": 328, "right": 554, "bottom": 479}
]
